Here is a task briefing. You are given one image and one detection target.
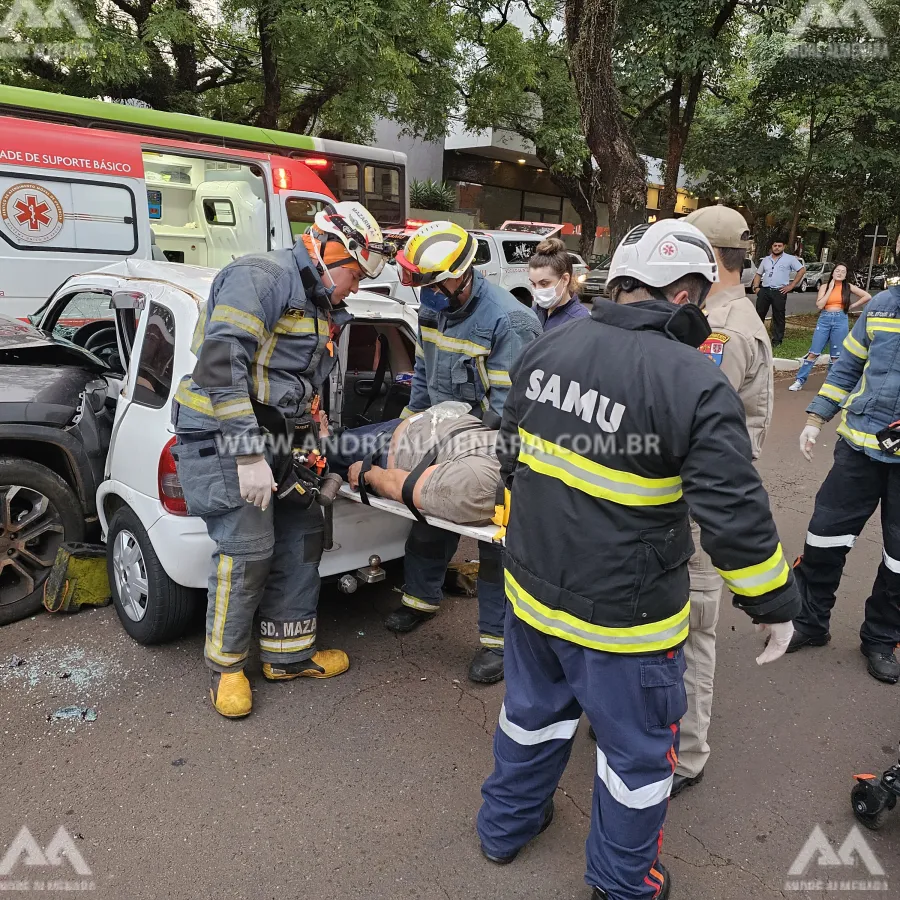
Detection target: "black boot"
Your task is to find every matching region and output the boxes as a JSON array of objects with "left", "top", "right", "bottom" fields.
[
  {"left": 384, "top": 605, "right": 435, "bottom": 634},
  {"left": 481, "top": 800, "right": 554, "bottom": 864},
  {"left": 592, "top": 863, "right": 671, "bottom": 899},
  {"left": 671, "top": 769, "right": 705, "bottom": 798},
  {"left": 861, "top": 645, "right": 900, "bottom": 684},
  {"left": 469, "top": 647, "right": 504, "bottom": 684},
  {"left": 786, "top": 629, "right": 831, "bottom": 653}
]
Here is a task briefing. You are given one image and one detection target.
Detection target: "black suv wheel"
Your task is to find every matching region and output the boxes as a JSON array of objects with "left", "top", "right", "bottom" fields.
[{"left": 0, "top": 458, "right": 84, "bottom": 626}]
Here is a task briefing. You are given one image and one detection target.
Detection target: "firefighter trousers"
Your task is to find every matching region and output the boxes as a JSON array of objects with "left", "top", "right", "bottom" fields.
[
  {"left": 794, "top": 438, "right": 900, "bottom": 653},
  {"left": 401, "top": 522, "right": 505, "bottom": 648},
  {"left": 478, "top": 605, "right": 684, "bottom": 899},
  {"left": 174, "top": 434, "right": 324, "bottom": 673},
  {"left": 677, "top": 520, "right": 723, "bottom": 779}
]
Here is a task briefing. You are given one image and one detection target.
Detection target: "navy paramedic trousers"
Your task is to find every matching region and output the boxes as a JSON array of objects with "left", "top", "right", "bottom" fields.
[
  {"left": 478, "top": 605, "right": 685, "bottom": 898},
  {"left": 794, "top": 438, "right": 900, "bottom": 653},
  {"left": 402, "top": 523, "right": 505, "bottom": 648},
  {"left": 174, "top": 433, "right": 324, "bottom": 673}
]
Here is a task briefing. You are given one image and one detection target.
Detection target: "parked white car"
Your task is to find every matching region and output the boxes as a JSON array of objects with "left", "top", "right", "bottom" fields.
[
  {"left": 31, "top": 259, "right": 496, "bottom": 645},
  {"left": 471, "top": 230, "right": 588, "bottom": 305}
]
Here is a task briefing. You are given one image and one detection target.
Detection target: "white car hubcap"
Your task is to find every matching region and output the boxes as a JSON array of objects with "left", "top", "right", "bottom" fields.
[{"left": 113, "top": 529, "right": 149, "bottom": 622}]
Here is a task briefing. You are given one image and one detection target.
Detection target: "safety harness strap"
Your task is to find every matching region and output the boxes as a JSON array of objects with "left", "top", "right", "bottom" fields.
[{"left": 401, "top": 422, "right": 486, "bottom": 523}]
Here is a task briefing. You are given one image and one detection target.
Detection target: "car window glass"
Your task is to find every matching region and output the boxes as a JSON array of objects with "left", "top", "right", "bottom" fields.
[
  {"left": 286, "top": 197, "right": 328, "bottom": 238},
  {"left": 50, "top": 292, "right": 114, "bottom": 341},
  {"left": 132, "top": 302, "right": 176, "bottom": 409},
  {"left": 474, "top": 239, "right": 492, "bottom": 266},
  {"left": 502, "top": 240, "right": 540, "bottom": 265}
]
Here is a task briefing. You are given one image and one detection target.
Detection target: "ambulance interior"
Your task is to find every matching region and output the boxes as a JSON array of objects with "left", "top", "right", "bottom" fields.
[{"left": 143, "top": 151, "right": 269, "bottom": 268}]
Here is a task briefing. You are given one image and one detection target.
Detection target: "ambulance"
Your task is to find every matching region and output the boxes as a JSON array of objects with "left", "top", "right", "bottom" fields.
[{"left": 0, "top": 86, "right": 408, "bottom": 318}]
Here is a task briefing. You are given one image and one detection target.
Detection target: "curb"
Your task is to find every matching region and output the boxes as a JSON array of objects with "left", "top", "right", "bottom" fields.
[{"left": 773, "top": 356, "right": 831, "bottom": 372}]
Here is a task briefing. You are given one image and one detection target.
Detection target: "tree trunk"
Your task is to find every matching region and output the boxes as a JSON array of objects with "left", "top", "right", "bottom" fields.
[
  {"left": 566, "top": 0, "right": 647, "bottom": 252},
  {"left": 658, "top": 78, "right": 683, "bottom": 219},
  {"left": 257, "top": 0, "right": 281, "bottom": 128},
  {"left": 833, "top": 208, "right": 864, "bottom": 270}
]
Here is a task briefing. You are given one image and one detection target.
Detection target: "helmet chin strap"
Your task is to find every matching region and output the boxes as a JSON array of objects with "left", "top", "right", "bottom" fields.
[{"left": 437, "top": 268, "right": 474, "bottom": 309}]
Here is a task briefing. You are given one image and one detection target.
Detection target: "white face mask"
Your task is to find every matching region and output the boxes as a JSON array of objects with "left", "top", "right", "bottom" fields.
[{"left": 532, "top": 277, "right": 564, "bottom": 309}]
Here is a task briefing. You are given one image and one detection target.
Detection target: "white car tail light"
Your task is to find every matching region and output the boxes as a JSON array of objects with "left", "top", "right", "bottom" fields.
[{"left": 158, "top": 436, "right": 187, "bottom": 516}]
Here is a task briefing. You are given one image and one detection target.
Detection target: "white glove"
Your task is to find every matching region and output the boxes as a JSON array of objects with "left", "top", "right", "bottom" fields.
[
  {"left": 236, "top": 456, "right": 277, "bottom": 510},
  {"left": 799, "top": 424, "right": 820, "bottom": 461},
  {"left": 755, "top": 621, "right": 794, "bottom": 665}
]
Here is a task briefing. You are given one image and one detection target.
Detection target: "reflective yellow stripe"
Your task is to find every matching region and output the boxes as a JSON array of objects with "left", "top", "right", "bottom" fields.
[
  {"left": 487, "top": 369, "right": 511, "bottom": 387},
  {"left": 716, "top": 544, "right": 789, "bottom": 597},
  {"left": 836, "top": 415, "right": 889, "bottom": 453},
  {"left": 420, "top": 326, "right": 490, "bottom": 357},
  {"left": 212, "top": 397, "right": 255, "bottom": 421},
  {"left": 480, "top": 634, "right": 505, "bottom": 648},
  {"left": 252, "top": 333, "right": 278, "bottom": 404},
  {"left": 505, "top": 570, "right": 690, "bottom": 653},
  {"left": 414, "top": 341, "right": 425, "bottom": 358},
  {"left": 174, "top": 382, "right": 214, "bottom": 416},
  {"left": 400, "top": 406, "right": 423, "bottom": 420},
  {"left": 402, "top": 593, "right": 440, "bottom": 613},
  {"left": 518, "top": 428, "right": 682, "bottom": 506},
  {"left": 190, "top": 314, "right": 207, "bottom": 355},
  {"left": 260, "top": 635, "right": 316, "bottom": 653},
  {"left": 818, "top": 382, "right": 849, "bottom": 404},
  {"left": 273, "top": 313, "right": 317, "bottom": 335},
  {"left": 210, "top": 304, "right": 266, "bottom": 341},
  {"left": 205, "top": 555, "right": 244, "bottom": 666},
  {"left": 843, "top": 332, "right": 868, "bottom": 359},
  {"left": 866, "top": 317, "right": 900, "bottom": 338}
]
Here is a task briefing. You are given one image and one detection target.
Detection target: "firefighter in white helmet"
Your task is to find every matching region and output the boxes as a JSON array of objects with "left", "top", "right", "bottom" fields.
[
  {"left": 172, "top": 201, "right": 389, "bottom": 718},
  {"left": 477, "top": 219, "right": 798, "bottom": 900}
]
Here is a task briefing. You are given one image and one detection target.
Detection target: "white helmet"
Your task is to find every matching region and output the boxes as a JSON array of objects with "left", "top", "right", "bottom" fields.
[
  {"left": 605, "top": 220, "right": 719, "bottom": 292},
  {"left": 311, "top": 201, "right": 388, "bottom": 278}
]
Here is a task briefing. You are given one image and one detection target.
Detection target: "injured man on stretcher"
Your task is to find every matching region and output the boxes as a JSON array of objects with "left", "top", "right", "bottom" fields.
[{"left": 327, "top": 402, "right": 500, "bottom": 526}]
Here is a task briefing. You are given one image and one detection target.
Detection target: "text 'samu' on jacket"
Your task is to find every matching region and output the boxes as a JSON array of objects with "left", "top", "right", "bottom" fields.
[
  {"left": 402, "top": 271, "right": 541, "bottom": 421},
  {"left": 806, "top": 286, "right": 900, "bottom": 464},
  {"left": 171, "top": 241, "right": 349, "bottom": 454},
  {"left": 497, "top": 298, "right": 800, "bottom": 655}
]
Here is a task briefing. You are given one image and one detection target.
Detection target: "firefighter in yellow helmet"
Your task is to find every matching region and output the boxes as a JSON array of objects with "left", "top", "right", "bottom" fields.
[{"left": 370, "top": 221, "right": 540, "bottom": 683}]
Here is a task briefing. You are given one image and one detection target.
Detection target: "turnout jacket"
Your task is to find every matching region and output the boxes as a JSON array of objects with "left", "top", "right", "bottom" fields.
[
  {"left": 172, "top": 241, "right": 349, "bottom": 454},
  {"left": 498, "top": 298, "right": 800, "bottom": 655},
  {"left": 807, "top": 286, "right": 900, "bottom": 464},
  {"left": 403, "top": 271, "right": 541, "bottom": 421}
]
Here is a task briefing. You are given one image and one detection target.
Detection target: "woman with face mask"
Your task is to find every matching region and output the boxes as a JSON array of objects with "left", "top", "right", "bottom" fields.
[
  {"left": 789, "top": 263, "right": 871, "bottom": 391},
  {"left": 527, "top": 237, "right": 590, "bottom": 331}
]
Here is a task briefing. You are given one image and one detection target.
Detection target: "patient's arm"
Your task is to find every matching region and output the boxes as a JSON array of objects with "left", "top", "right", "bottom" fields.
[{"left": 347, "top": 461, "right": 438, "bottom": 509}]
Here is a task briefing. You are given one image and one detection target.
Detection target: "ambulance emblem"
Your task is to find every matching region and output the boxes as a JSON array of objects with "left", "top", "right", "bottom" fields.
[
  {"left": 699, "top": 331, "right": 729, "bottom": 366},
  {"left": 1, "top": 183, "right": 65, "bottom": 244}
]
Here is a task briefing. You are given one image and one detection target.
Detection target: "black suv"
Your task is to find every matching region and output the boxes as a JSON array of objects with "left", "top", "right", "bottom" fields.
[{"left": 0, "top": 308, "right": 118, "bottom": 625}]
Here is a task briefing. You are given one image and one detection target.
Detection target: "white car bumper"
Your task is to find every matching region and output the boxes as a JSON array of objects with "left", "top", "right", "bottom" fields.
[{"left": 98, "top": 481, "right": 412, "bottom": 589}]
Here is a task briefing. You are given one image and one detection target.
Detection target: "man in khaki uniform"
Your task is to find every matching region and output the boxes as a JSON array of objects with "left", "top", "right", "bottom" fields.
[{"left": 672, "top": 205, "right": 774, "bottom": 796}]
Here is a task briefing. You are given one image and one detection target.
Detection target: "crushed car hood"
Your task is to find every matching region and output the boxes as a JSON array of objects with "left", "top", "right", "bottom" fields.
[{"left": 0, "top": 316, "right": 109, "bottom": 373}]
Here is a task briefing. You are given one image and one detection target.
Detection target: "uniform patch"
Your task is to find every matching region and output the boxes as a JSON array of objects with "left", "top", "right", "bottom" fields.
[{"left": 699, "top": 331, "right": 729, "bottom": 366}]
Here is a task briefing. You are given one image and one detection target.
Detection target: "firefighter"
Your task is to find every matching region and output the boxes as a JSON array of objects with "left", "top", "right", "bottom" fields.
[
  {"left": 789, "top": 278, "right": 900, "bottom": 684},
  {"left": 171, "top": 202, "right": 389, "bottom": 718},
  {"left": 477, "top": 220, "right": 799, "bottom": 900},
  {"left": 385, "top": 221, "right": 541, "bottom": 683},
  {"left": 672, "top": 205, "right": 774, "bottom": 797}
]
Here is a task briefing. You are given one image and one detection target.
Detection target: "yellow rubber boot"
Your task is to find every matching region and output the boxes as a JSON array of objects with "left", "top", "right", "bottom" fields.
[
  {"left": 263, "top": 649, "right": 350, "bottom": 681},
  {"left": 209, "top": 670, "right": 253, "bottom": 718}
]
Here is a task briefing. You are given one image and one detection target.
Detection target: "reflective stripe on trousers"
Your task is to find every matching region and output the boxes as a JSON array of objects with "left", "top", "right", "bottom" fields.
[{"left": 478, "top": 606, "right": 684, "bottom": 898}]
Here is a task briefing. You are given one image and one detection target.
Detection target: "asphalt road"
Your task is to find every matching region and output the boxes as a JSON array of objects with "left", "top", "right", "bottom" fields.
[{"left": 1, "top": 371, "right": 897, "bottom": 900}]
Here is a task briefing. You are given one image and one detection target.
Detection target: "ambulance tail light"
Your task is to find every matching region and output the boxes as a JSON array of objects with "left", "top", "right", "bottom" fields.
[
  {"left": 405, "top": 219, "right": 428, "bottom": 229},
  {"left": 273, "top": 167, "right": 292, "bottom": 191},
  {"left": 303, "top": 158, "right": 330, "bottom": 169},
  {"left": 158, "top": 436, "right": 187, "bottom": 516}
]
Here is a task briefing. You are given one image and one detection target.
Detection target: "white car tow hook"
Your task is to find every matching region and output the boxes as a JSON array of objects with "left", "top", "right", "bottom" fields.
[{"left": 356, "top": 555, "right": 385, "bottom": 584}]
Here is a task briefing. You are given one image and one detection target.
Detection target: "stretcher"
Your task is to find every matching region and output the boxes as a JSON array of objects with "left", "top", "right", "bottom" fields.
[{"left": 338, "top": 483, "right": 503, "bottom": 545}]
